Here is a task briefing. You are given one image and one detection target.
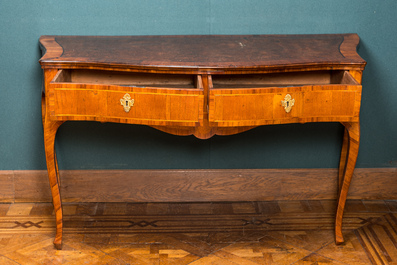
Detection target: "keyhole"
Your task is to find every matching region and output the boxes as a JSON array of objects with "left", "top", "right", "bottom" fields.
[
  {"left": 126, "top": 101, "right": 129, "bottom": 106},
  {"left": 286, "top": 101, "right": 289, "bottom": 107}
]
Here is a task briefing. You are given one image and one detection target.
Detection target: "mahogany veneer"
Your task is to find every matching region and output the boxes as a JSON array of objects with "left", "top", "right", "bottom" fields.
[{"left": 39, "top": 34, "right": 366, "bottom": 249}]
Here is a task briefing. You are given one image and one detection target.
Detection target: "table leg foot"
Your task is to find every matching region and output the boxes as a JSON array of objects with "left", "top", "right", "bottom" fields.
[
  {"left": 54, "top": 240, "right": 62, "bottom": 250},
  {"left": 335, "top": 231, "right": 344, "bottom": 245}
]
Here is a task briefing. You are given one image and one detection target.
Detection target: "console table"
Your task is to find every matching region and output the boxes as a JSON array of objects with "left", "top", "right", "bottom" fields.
[{"left": 39, "top": 34, "right": 366, "bottom": 249}]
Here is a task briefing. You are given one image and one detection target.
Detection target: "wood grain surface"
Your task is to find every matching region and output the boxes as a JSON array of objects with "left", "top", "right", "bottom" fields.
[
  {"left": 2, "top": 168, "right": 395, "bottom": 203},
  {"left": 0, "top": 200, "right": 395, "bottom": 264},
  {"left": 0, "top": 171, "right": 14, "bottom": 202},
  {"left": 39, "top": 34, "right": 366, "bottom": 73},
  {"left": 49, "top": 71, "right": 204, "bottom": 127}
]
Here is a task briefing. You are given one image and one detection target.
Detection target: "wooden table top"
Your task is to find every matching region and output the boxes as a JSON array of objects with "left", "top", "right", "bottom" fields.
[{"left": 39, "top": 34, "right": 366, "bottom": 73}]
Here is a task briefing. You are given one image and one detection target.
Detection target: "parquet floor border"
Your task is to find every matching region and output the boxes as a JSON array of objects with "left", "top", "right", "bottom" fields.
[{"left": 0, "top": 200, "right": 395, "bottom": 264}]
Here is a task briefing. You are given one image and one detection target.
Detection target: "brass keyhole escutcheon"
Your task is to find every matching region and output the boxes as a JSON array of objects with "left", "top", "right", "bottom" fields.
[
  {"left": 120, "top": 93, "right": 134, "bottom": 113},
  {"left": 281, "top": 94, "right": 295, "bottom": 113}
]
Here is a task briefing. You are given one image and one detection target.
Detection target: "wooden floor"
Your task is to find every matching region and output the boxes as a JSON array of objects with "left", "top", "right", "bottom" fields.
[{"left": 0, "top": 200, "right": 396, "bottom": 264}]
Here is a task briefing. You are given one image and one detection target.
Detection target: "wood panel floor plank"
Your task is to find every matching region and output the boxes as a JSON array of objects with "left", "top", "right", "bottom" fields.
[
  {"left": 126, "top": 202, "right": 148, "bottom": 215},
  {"left": 2, "top": 250, "right": 42, "bottom": 265},
  {"left": 189, "top": 254, "right": 239, "bottom": 265},
  {"left": 345, "top": 200, "right": 368, "bottom": 213},
  {"left": 6, "top": 203, "right": 34, "bottom": 216},
  {"left": 168, "top": 203, "right": 191, "bottom": 215},
  {"left": 146, "top": 203, "right": 169, "bottom": 215},
  {"left": 212, "top": 250, "right": 261, "bottom": 265},
  {"left": 355, "top": 213, "right": 397, "bottom": 265},
  {"left": 0, "top": 255, "right": 20, "bottom": 265},
  {"left": 278, "top": 201, "right": 305, "bottom": 213},
  {"left": 63, "top": 205, "right": 78, "bottom": 216},
  {"left": 317, "top": 200, "right": 337, "bottom": 213},
  {"left": 187, "top": 203, "right": 213, "bottom": 215},
  {"left": 76, "top": 203, "right": 99, "bottom": 216},
  {"left": 363, "top": 200, "right": 390, "bottom": 213},
  {"left": 263, "top": 230, "right": 335, "bottom": 252},
  {"left": 90, "top": 254, "right": 121, "bottom": 265},
  {"left": 211, "top": 202, "right": 235, "bottom": 215},
  {"left": 232, "top": 202, "right": 256, "bottom": 214},
  {"left": 215, "top": 236, "right": 312, "bottom": 265},
  {"left": 0, "top": 204, "right": 11, "bottom": 216},
  {"left": 300, "top": 200, "right": 326, "bottom": 213},
  {"left": 256, "top": 201, "right": 281, "bottom": 215},
  {"left": 385, "top": 200, "right": 397, "bottom": 212},
  {"left": 88, "top": 238, "right": 203, "bottom": 264},
  {"left": 0, "top": 200, "right": 395, "bottom": 264},
  {"left": 293, "top": 253, "right": 348, "bottom": 264},
  {"left": 103, "top": 203, "right": 128, "bottom": 216},
  {"left": 316, "top": 231, "right": 372, "bottom": 265},
  {"left": 106, "top": 248, "right": 150, "bottom": 265},
  {"left": 29, "top": 203, "right": 54, "bottom": 216},
  {"left": 0, "top": 234, "right": 53, "bottom": 255}
]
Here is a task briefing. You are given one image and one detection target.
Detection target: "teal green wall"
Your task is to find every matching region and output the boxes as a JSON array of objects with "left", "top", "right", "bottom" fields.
[{"left": 0, "top": 0, "right": 396, "bottom": 170}]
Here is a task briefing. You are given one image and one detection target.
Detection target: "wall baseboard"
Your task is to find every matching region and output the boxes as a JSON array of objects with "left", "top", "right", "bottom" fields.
[{"left": 1, "top": 168, "right": 396, "bottom": 203}]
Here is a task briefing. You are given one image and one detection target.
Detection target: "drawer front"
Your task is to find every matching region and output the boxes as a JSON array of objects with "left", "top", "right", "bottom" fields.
[
  {"left": 49, "top": 84, "right": 204, "bottom": 127},
  {"left": 209, "top": 84, "right": 361, "bottom": 127},
  {"left": 106, "top": 89, "right": 203, "bottom": 124}
]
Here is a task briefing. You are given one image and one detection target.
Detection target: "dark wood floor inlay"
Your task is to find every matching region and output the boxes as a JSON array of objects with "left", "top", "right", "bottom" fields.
[{"left": 0, "top": 200, "right": 395, "bottom": 264}]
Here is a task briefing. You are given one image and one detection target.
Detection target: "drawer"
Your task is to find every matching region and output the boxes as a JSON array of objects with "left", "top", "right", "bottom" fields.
[
  {"left": 209, "top": 71, "right": 362, "bottom": 126},
  {"left": 48, "top": 70, "right": 204, "bottom": 126}
]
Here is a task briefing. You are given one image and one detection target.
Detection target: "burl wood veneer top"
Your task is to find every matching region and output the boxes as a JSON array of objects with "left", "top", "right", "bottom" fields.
[{"left": 39, "top": 34, "right": 366, "bottom": 73}]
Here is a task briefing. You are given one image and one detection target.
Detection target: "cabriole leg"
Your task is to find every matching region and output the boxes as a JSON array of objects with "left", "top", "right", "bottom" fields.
[
  {"left": 338, "top": 128, "right": 349, "bottom": 196},
  {"left": 335, "top": 122, "right": 360, "bottom": 244},
  {"left": 42, "top": 96, "right": 64, "bottom": 250}
]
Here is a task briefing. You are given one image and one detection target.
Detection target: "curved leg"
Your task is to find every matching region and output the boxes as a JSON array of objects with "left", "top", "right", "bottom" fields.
[
  {"left": 338, "top": 128, "right": 349, "bottom": 197},
  {"left": 42, "top": 96, "right": 64, "bottom": 249},
  {"left": 55, "top": 153, "right": 60, "bottom": 186},
  {"left": 335, "top": 122, "right": 360, "bottom": 244}
]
